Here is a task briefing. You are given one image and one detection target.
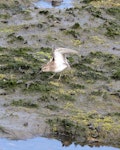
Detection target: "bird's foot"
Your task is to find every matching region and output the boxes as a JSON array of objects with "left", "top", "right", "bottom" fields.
[{"left": 48, "top": 73, "right": 56, "bottom": 80}]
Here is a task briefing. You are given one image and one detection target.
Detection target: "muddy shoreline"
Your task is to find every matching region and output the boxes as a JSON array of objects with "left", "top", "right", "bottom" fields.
[{"left": 0, "top": 0, "right": 120, "bottom": 148}]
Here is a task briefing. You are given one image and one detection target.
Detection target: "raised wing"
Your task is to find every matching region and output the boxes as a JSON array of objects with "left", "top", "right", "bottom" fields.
[
  {"left": 53, "top": 48, "right": 78, "bottom": 63},
  {"left": 54, "top": 48, "right": 78, "bottom": 55}
]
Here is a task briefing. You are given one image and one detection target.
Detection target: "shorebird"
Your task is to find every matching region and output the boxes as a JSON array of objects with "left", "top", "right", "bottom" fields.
[{"left": 41, "top": 48, "right": 78, "bottom": 79}]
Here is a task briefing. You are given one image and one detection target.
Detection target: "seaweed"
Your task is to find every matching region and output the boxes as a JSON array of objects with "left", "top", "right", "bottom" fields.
[
  {"left": 103, "top": 21, "right": 120, "bottom": 38},
  {"left": 11, "top": 99, "right": 39, "bottom": 108},
  {"left": 106, "top": 7, "right": 120, "bottom": 20}
]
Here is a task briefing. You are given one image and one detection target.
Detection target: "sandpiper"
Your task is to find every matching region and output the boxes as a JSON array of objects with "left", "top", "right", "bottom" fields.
[{"left": 41, "top": 48, "right": 78, "bottom": 79}]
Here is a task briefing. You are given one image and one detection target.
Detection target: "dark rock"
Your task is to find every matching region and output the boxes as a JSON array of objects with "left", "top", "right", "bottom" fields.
[
  {"left": 23, "top": 122, "right": 28, "bottom": 127},
  {"left": 52, "top": 0, "right": 63, "bottom": 7},
  {"left": 1, "top": 20, "right": 8, "bottom": 24},
  {"left": 87, "top": 123, "right": 95, "bottom": 130},
  {"left": 24, "top": 41, "right": 28, "bottom": 44},
  {"left": 91, "top": 132, "right": 99, "bottom": 138},
  {"left": 112, "top": 47, "right": 120, "bottom": 51},
  {"left": 0, "top": 89, "right": 7, "bottom": 95}
]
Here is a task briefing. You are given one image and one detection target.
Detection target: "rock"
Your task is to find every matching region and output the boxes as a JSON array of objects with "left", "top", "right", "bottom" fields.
[
  {"left": 0, "top": 89, "right": 7, "bottom": 95},
  {"left": 17, "top": 80, "right": 23, "bottom": 84},
  {"left": 52, "top": 0, "right": 63, "bottom": 7},
  {"left": 25, "top": 81, "right": 34, "bottom": 89},
  {"left": 111, "top": 92, "right": 120, "bottom": 98},
  {"left": 112, "top": 47, "right": 120, "bottom": 51},
  {"left": 87, "top": 123, "right": 95, "bottom": 130},
  {"left": 23, "top": 122, "right": 28, "bottom": 127},
  {"left": 24, "top": 41, "right": 28, "bottom": 44},
  {"left": 91, "top": 132, "right": 99, "bottom": 138},
  {"left": 1, "top": 20, "right": 8, "bottom": 24}
]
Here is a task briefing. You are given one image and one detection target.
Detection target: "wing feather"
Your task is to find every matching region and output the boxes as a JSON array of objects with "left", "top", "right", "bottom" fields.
[
  {"left": 54, "top": 48, "right": 78, "bottom": 55},
  {"left": 53, "top": 48, "right": 78, "bottom": 63}
]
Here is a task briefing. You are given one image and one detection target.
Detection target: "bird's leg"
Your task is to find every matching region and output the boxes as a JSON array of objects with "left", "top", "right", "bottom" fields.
[
  {"left": 58, "top": 73, "right": 62, "bottom": 81},
  {"left": 49, "top": 73, "right": 56, "bottom": 79},
  {"left": 49, "top": 73, "right": 62, "bottom": 81}
]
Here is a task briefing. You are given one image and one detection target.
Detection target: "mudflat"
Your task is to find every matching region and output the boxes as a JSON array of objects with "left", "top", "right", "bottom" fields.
[{"left": 0, "top": 0, "right": 120, "bottom": 148}]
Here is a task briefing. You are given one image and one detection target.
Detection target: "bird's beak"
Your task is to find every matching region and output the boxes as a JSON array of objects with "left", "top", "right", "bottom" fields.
[{"left": 39, "top": 68, "right": 42, "bottom": 73}]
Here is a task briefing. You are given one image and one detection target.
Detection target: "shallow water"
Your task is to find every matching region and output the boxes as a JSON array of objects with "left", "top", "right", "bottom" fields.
[
  {"left": 34, "top": 0, "right": 73, "bottom": 9},
  {"left": 0, "top": 137, "right": 119, "bottom": 150}
]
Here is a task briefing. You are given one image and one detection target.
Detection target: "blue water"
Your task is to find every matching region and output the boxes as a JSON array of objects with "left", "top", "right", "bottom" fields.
[
  {"left": 0, "top": 137, "right": 119, "bottom": 150},
  {"left": 34, "top": 0, "right": 73, "bottom": 9}
]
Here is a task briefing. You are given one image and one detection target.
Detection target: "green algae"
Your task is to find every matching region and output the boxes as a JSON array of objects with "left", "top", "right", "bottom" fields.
[
  {"left": 45, "top": 105, "right": 59, "bottom": 111},
  {"left": 39, "top": 10, "right": 49, "bottom": 15},
  {"left": 42, "top": 50, "right": 120, "bottom": 144},
  {"left": 85, "top": 6, "right": 103, "bottom": 18},
  {"left": 64, "top": 30, "right": 80, "bottom": 39},
  {"left": 0, "top": 79, "right": 17, "bottom": 89},
  {"left": 47, "top": 118, "right": 85, "bottom": 137},
  {"left": 11, "top": 99, "right": 39, "bottom": 108},
  {"left": 89, "top": 51, "right": 114, "bottom": 60},
  {"left": 107, "top": 112, "right": 120, "bottom": 117},
  {"left": 26, "top": 82, "right": 54, "bottom": 92},
  {"left": 90, "top": 89, "right": 103, "bottom": 96},
  {"left": 78, "top": 70, "right": 106, "bottom": 81},
  {"left": 47, "top": 107, "right": 120, "bottom": 145},
  {"left": 0, "top": 126, "right": 8, "bottom": 134},
  {"left": 0, "top": 13, "right": 10, "bottom": 19},
  {"left": 71, "top": 23, "right": 81, "bottom": 29},
  {"left": 106, "top": 7, "right": 120, "bottom": 20},
  {"left": 103, "top": 21, "right": 120, "bottom": 38},
  {"left": 8, "top": 35, "right": 24, "bottom": 44},
  {"left": 0, "top": 47, "right": 46, "bottom": 90},
  {"left": 112, "top": 69, "right": 120, "bottom": 80},
  {"left": 73, "top": 61, "right": 107, "bottom": 81},
  {"left": 69, "top": 83, "right": 85, "bottom": 89},
  {"left": 40, "top": 47, "right": 52, "bottom": 53},
  {"left": 0, "top": 47, "right": 119, "bottom": 92},
  {"left": 0, "top": 24, "right": 27, "bottom": 34},
  {"left": 84, "top": 6, "right": 120, "bottom": 38},
  {"left": 0, "top": 3, "right": 9, "bottom": 9},
  {"left": 59, "top": 93, "right": 76, "bottom": 101},
  {"left": 83, "top": 0, "right": 101, "bottom": 3}
]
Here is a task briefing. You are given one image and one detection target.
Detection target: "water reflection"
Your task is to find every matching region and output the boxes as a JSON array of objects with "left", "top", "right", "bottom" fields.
[
  {"left": 0, "top": 137, "right": 119, "bottom": 150},
  {"left": 34, "top": 0, "right": 73, "bottom": 9}
]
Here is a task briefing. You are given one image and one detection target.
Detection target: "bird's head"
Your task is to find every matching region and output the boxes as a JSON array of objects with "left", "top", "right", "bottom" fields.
[{"left": 41, "top": 64, "right": 51, "bottom": 72}]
